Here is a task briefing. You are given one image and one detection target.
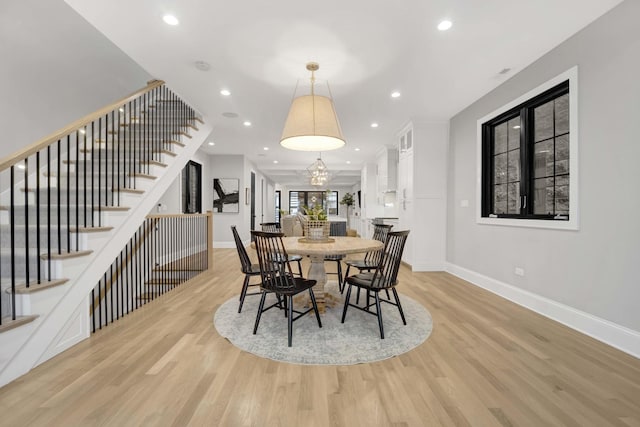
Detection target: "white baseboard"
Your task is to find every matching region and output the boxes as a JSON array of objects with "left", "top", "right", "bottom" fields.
[{"left": 445, "top": 262, "right": 640, "bottom": 359}]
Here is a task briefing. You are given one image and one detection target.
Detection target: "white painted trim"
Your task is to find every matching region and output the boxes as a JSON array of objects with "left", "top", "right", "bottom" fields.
[
  {"left": 445, "top": 262, "right": 640, "bottom": 359},
  {"left": 476, "top": 66, "right": 579, "bottom": 231}
]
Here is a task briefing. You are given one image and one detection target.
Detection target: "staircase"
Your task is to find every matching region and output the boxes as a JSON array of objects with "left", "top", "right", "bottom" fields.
[{"left": 0, "top": 80, "right": 211, "bottom": 387}]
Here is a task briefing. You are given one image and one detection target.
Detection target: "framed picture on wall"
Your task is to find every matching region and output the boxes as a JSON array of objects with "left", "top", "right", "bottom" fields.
[{"left": 213, "top": 178, "right": 240, "bottom": 213}]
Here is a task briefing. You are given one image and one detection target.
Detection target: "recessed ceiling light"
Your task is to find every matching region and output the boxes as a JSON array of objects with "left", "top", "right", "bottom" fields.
[
  {"left": 17, "top": 164, "right": 26, "bottom": 170},
  {"left": 208, "top": 141, "right": 215, "bottom": 146},
  {"left": 163, "top": 14, "right": 179, "bottom": 26},
  {"left": 263, "top": 147, "right": 269, "bottom": 151},
  {"left": 273, "top": 160, "right": 278, "bottom": 164},
  {"left": 391, "top": 91, "right": 401, "bottom": 98},
  {"left": 220, "top": 89, "right": 231, "bottom": 96},
  {"left": 79, "top": 129, "right": 86, "bottom": 134},
  {"left": 346, "top": 161, "right": 351, "bottom": 164},
  {"left": 437, "top": 20, "right": 453, "bottom": 31},
  {"left": 513, "top": 125, "right": 521, "bottom": 129},
  {"left": 355, "top": 148, "right": 361, "bottom": 151},
  {"left": 195, "top": 61, "right": 210, "bottom": 71},
  {"left": 243, "top": 121, "right": 252, "bottom": 127},
  {"left": 371, "top": 123, "right": 379, "bottom": 128},
  {"left": 118, "top": 108, "right": 124, "bottom": 113},
  {"left": 222, "top": 112, "right": 239, "bottom": 118}
]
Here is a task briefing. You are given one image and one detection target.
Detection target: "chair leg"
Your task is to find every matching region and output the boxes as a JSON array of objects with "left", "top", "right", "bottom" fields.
[
  {"left": 342, "top": 265, "right": 351, "bottom": 293},
  {"left": 336, "top": 260, "right": 344, "bottom": 293},
  {"left": 309, "top": 289, "right": 322, "bottom": 328},
  {"left": 238, "top": 275, "right": 250, "bottom": 313},
  {"left": 341, "top": 284, "right": 353, "bottom": 323},
  {"left": 287, "top": 295, "right": 294, "bottom": 347},
  {"left": 356, "top": 287, "right": 361, "bottom": 304},
  {"left": 253, "top": 292, "right": 267, "bottom": 334},
  {"left": 392, "top": 288, "right": 407, "bottom": 325},
  {"left": 375, "top": 292, "right": 384, "bottom": 339}
]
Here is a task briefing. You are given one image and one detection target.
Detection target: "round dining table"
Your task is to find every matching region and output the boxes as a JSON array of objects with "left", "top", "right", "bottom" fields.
[{"left": 282, "top": 236, "right": 383, "bottom": 313}]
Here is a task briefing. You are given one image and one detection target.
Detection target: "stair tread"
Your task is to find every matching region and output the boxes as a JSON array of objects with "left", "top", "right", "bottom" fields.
[
  {"left": 6, "top": 279, "right": 70, "bottom": 294},
  {"left": 41, "top": 250, "right": 92, "bottom": 260},
  {"left": 0, "top": 315, "right": 39, "bottom": 333},
  {"left": 69, "top": 226, "right": 113, "bottom": 233}
]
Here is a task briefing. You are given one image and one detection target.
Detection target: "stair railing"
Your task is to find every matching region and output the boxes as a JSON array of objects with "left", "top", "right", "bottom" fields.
[
  {"left": 0, "top": 79, "right": 202, "bottom": 326},
  {"left": 90, "top": 212, "right": 212, "bottom": 332}
]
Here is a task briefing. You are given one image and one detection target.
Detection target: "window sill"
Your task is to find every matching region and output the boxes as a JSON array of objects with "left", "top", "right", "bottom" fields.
[{"left": 477, "top": 216, "right": 578, "bottom": 231}]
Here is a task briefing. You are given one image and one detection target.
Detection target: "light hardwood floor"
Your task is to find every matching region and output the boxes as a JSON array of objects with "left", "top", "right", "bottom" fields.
[{"left": 1, "top": 249, "right": 639, "bottom": 426}]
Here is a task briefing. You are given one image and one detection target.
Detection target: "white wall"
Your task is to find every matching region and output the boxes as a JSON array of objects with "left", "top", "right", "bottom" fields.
[
  {"left": 155, "top": 149, "right": 211, "bottom": 214},
  {"left": 447, "top": 0, "right": 640, "bottom": 352},
  {"left": 0, "top": 0, "right": 152, "bottom": 160}
]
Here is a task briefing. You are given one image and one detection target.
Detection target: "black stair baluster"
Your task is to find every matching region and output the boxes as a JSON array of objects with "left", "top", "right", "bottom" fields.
[
  {"left": 24, "top": 159, "right": 30, "bottom": 288},
  {"left": 10, "top": 167, "right": 16, "bottom": 320},
  {"left": 36, "top": 152, "right": 41, "bottom": 283}
]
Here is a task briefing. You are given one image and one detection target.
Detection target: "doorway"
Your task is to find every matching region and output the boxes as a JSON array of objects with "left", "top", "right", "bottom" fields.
[
  {"left": 182, "top": 160, "right": 202, "bottom": 213},
  {"left": 250, "top": 172, "right": 256, "bottom": 232}
]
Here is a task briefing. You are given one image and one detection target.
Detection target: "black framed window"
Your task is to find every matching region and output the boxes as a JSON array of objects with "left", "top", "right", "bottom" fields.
[
  {"left": 275, "top": 190, "right": 281, "bottom": 222},
  {"left": 289, "top": 191, "right": 339, "bottom": 215},
  {"left": 482, "top": 80, "right": 570, "bottom": 220}
]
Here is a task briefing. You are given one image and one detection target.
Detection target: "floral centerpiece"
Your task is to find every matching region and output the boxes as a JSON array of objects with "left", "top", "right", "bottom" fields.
[{"left": 301, "top": 204, "right": 329, "bottom": 240}]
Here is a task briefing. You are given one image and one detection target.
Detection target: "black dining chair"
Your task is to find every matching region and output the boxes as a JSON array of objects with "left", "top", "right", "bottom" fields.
[
  {"left": 231, "top": 225, "right": 262, "bottom": 313},
  {"left": 260, "top": 222, "right": 304, "bottom": 277},
  {"left": 251, "top": 230, "right": 322, "bottom": 347},
  {"left": 341, "top": 230, "right": 410, "bottom": 339},
  {"left": 343, "top": 223, "right": 393, "bottom": 302},
  {"left": 324, "top": 221, "right": 347, "bottom": 292}
]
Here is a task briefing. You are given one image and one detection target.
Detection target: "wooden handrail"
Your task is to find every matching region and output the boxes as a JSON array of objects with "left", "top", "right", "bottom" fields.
[
  {"left": 0, "top": 79, "right": 165, "bottom": 173},
  {"left": 146, "top": 213, "right": 209, "bottom": 219}
]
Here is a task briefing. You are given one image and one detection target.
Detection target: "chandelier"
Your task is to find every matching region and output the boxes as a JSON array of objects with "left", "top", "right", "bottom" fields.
[
  {"left": 280, "top": 62, "right": 346, "bottom": 151},
  {"left": 307, "top": 157, "right": 329, "bottom": 186}
]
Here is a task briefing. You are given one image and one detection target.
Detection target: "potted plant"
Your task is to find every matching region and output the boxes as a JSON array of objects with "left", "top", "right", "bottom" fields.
[{"left": 340, "top": 192, "right": 355, "bottom": 230}]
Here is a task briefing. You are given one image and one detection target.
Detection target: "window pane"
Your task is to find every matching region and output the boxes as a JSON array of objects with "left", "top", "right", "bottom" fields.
[
  {"left": 494, "top": 184, "right": 507, "bottom": 214},
  {"left": 555, "top": 94, "right": 569, "bottom": 135},
  {"left": 534, "top": 100, "right": 554, "bottom": 142},
  {"left": 555, "top": 134, "right": 569, "bottom": 175},
  {"left": 555, "top": 175, "right": 569, "bottom": 215},
  {"left": 508, "top": 117, "right": 520, "bottom": 151},
  {"left": 507, "top": 182, "right": 520, "bottom": 214},
  {"left": 507, "top": 149, "right": 520, "bottom": 182},
  {"left": 534, "top": 177, "right": 554, "bottom": 215},
  {"left": 494, "top": 153, "right": 507, "bottom": 184},
  {"left": 494, "top": 123, "right": 507, "bottom": 154},
  {"left": 534, "top": 140, "right": 554, "bottom": 178}
]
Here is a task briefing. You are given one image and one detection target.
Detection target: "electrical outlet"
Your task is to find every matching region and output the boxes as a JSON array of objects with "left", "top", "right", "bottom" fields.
[{"left": 515, "top": 267, "right": 525, "bottom": 276}]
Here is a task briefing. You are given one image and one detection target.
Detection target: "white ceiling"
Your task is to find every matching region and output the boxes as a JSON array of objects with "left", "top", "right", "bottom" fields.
[{"left": 65, "top": 0, "right": 621, "bottom": 187}]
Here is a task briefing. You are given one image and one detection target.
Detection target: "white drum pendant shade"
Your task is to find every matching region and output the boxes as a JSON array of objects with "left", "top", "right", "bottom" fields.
[{"left": 280, "top": 95, "right": 346, "bottom": 151}]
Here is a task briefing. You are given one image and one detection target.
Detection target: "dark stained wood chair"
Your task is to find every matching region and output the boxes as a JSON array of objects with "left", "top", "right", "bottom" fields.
[
  {"left": 260, "top": 222, "right": 303, "bottom": 277},
  {"left": 251, "top": 230, "right": 322, "bottom": 347},
  {"left": 231, "top": 225, "right": 262, "bottom": 313},
  {"left": 341, "top": 230, "right": 410, "bottom": 339},
  {"left": 343, "top": 223, "right": 393, "bottom": 301}
]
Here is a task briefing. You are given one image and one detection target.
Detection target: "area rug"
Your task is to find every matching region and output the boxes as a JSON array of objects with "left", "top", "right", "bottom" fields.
[{"left": 213, "top": 282, "right": 433, "bottom": 365}]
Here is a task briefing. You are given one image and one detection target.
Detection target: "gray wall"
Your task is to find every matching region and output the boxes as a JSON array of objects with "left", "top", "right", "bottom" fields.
[
  {"left": 447, "top": 0, "right": 640, "bottom": 331},
  {"left": 0, "top": 0, "right": 152, "bottom": 160}
]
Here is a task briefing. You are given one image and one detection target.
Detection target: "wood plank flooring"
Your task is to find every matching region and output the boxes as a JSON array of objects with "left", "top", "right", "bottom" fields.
[{"left": 0, "top": 249, "right": 639, "bottom": 426}]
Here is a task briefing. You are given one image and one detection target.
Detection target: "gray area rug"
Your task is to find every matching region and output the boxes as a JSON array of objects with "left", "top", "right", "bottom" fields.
[{"left": 213, "top": 282, "right": 433, "bottom": 365}]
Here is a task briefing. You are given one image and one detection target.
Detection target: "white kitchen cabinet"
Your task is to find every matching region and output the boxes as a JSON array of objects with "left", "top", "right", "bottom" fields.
[{"left": 395, "top": 121, "right": 448, "bottom": 271}]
